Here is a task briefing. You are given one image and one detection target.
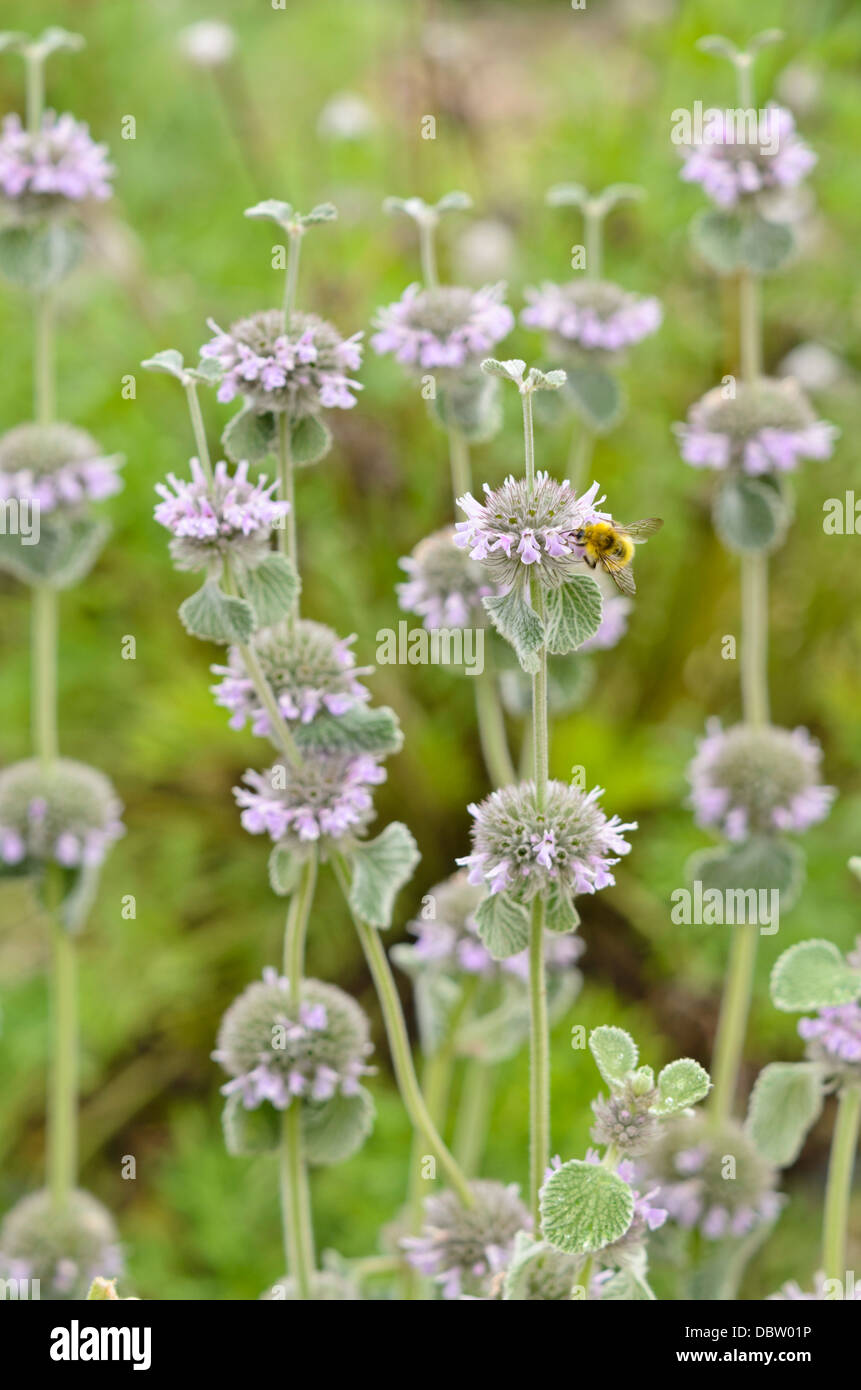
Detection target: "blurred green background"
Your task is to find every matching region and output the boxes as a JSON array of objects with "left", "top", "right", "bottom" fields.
[{"left": 0, "top": 0, "right": 859, "bottom": 1299}]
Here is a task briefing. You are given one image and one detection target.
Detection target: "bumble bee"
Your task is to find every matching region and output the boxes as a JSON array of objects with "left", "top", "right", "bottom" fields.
[{"left": 572, "top": 517, "right": 663, "bottom": 596}]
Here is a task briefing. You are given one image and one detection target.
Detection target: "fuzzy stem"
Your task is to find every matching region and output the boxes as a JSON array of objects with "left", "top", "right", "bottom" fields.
[
  {"left": 32, "top": 583, "right": 59, "bottom": 764},
  {"left": 283, "top": 229, "right": 303, "bottom": 322},
  {"left": 25, "top": 51, "right": 44, "bottom": 134},
  {"left": 709, "top": 924, "right": 758, "bottom": 1123},
  {"left": 531, "top": 588, "right": 549, "bottom": 812},
  {"left": 221, "top": 562, "right": 302, "bottom": 769},
  {"left": 419, "top": 218, "right": 438, "bottom": 289},
  {"left": 277, "top": 413, "right": 297, "bottom": 576},
  {"left": 741, "top": 551, "right": 769, "bottom": 726},
  {"left": 822, "top": 1082, "right": 861, "bottom": 1285},
  {"left": 738, "top": 271, "right": 762, "bottom": 381},
  {"left": 584, "top": 206, "right": 603, "bottom": 281},
  {"left": 278, "top": 853, "right": 318, "bottom": 1298},
  {"left": 48, "top": 922, "right": 77, "bottom": 1210},
  {"left": 34, "top": 292, "right": 55, "bottom": 425},
  {"left": 331, "top": 853, "right": 474, "bottom": 1206},
  {"left": 453, "top": 1059, "right": 494, "bottom": 1178},
  {"left": 184, "top": 381, "right": 213, "bottom": 484},
  {"left": 447, "top": 427, "right": 471, "bottom": 501},
  {"left": 528, "top": 893, "right": 550, "bottom": 1225},
  {"left": 522, "top": 391, "right": 536, "bottom": 493}
]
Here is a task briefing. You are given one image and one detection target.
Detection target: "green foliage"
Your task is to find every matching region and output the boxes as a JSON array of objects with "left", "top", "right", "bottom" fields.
[
  {"left": 347, "top": 823, "right": 420, "bottom": 928},
  {"left": 178, "top": 579, "right": 255, "bottom": 645},
  {"left": 746, "top": 1062, "right": 824, "bottom": 1166},
  {"left": 770, "top": 940, "right": 861, "bottom": 1012},
  {"left": 0, "top": 515, "right": 111, "bottom": 589},
  {"left": 290, "top": 414, "right": 332, "bottom": 467},
  {"left": 687, "top": 836, "right": 805, "bottom": 910},
  {"left": 222, "top": 408, "right": 276, "bottom": 464},
  {"left": 483, "top": 587, "right": 543, "bottom": 674},
  {"left": 540, "top": 1159, "right": 634, "bottom": 1254},
  {"left": 543, "top": 575, "right": 603, "bottom": 654},
  {"left": 712, "top": 476, "right": 790, "bottom": 554},
  {"left": 302, "top": 1089, "right": 375, "bottom": 1165},
  {"left": 241, "top": 552, "right": 300, "bottom": 628},
  {"left": 589, "top": 1025, "right": 638, "bottom": 1086},
  {"left": 564, "top": 367, "right": 624, "bottom": 433},
  {"left": 474, "top": 890, "right": 530, "bottom": 959},
  {"left": 654, "top": 1058, "right": 711, "bottom": 1114},
  {"left": 0, "top": 221, "right": 84, "bottom": 289}
]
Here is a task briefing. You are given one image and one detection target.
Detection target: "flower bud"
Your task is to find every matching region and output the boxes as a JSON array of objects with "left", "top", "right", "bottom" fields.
[{"left": 0, "top": 1189, "right": 122, "bottom": 1300}]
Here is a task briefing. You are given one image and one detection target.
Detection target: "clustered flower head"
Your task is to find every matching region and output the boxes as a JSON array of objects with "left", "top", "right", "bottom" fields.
[
  {"left": 405, "top": 869, "right": 584, "bottom": 982},
  {"left": 0, "top": 111, "right": 114, "bottom": 213},
  {"left": 0, "top": 423, "right": 123, "bottom": 513},
  {"left": 0, "top": 758, "right": 124, "bottom": 869},
  {"left": 521, "top": 279, "right": 662, "bottom": 355},
  {"left": 460, "top": 780, "right": 636, "bottom": 900},
  {"left": 397, "top": 526, "right": 497, "bottom": 630},
  {"left": 234, "top": 754, "right": 385, "bottom": 848},
  {"left": 371, "top": 282, "right": 513, "bottom": 373},
  {"left": 456, "top": 474, "right": 608, "bottom": 591},
  {"left": 401, "top": 1180, "right": 530, "bottom": 1300},
  {"left": 674, "top": 379, "right": 837, "bottom": 475},
  {"left": 0, "top": 1189, "right": 123, "bottom": 1300},
  {"left": 644, "top": 1114, "right": 781, "bottom": 1241},
  {"left": 211, "top": 621, "right": 372, "bottom": 735},
  {"left": 678, "top": 104, "right": 816, "bottom": 208},
  {"left": 579, "top": 595, "right": 632, "bottom": 653},
  {"left": 798, "top": 1003, "right": 861, "bottom": 1077},
  {"left": 688, "top": 720, "right": 835, "bottom": 842},
  {"left": 591, "top": 1082, "right": 662, "bottom": 1158},
  {"left": 201, "top": 309, "right": 363, "bottom": 414},
  {"left": 154, "top": 457, "right": 288, "bottom": 571},
  {"left": 214, "top": 969, "right": 373, "bottom": 1111}
]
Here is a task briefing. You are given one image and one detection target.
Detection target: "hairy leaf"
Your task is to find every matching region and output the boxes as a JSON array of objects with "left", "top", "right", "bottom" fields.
[{"left": 540, "top": 1159, "right": 634, "bottom": 1255}]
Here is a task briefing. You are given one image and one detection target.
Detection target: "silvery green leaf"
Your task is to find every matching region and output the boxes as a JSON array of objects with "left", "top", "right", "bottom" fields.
[
  {"left": 540, "top": 1159, "right": 635, "bottom": 1255},
  {"left": 770, "top": 939, "right": 861, "bottom": 1012},
  {"left": 0, "top": 33, "right": 28, "bottom": 53},
  {"left": 543, "top": 880, "right": 580, "bottom": 934},
  {"left": 435, "top": 190, "right": 473, "bottom": 214},
  {"left": 141, "top": 348, "right": 186, "bottom": 379},
  {"left": 293, "top": 705, "right": 402, "bottom": 758},
  {"left": 178, "top": 579, "right": 255, "bottom": 645},
  {"left": 290, "top": 413, "right": 332, "bottom": 466},
  {"left": 589, "top": 1026, "right": 638, "bottom": 1087},
  {"left": 222, "top": 406, "right": 276, "bottom": 464},
  {"left": 34, "top": 26, "right": 85, "bottom": 55},
  {"left": 188, "top": 356, "right": 223, "bottom": 386},
  {"left": 654, "top": 1058, "right": 711, "bottom": 1115},
  {"left": 244, "top": 199, "right": 293, "bottom": 225},
  {"left": 481, "top": 357, "right": 525, "bottom": 382},
  {"left": 483, "top": 587, "right": 544, "bottom": 674},
  {"left": 748, "top": 29, "right": 784, "bottom": 53},
  {"left": 598, "top": 1249, "right": 656, "bottom": 1300},
  {"left": 546, "top": 182, "right": 589, "bottom": 209},
  {"left": 222, "top": 1093, "right": 280, "bottom": 1155},
  {"left": 412, "top": 970, "right": 464, "bottom": 1056},
  {"left": 526, "top": 367, "right": 567, "bottom": 392},
  {"left": 746, "top": 1062, "right": 824, "bottom": 1165},
  {"left": 302, "top": 1087, "right": 374, "bottom": 1165},
  {"left": 696, "top": 34, "right": 739, "bottom": 59},
  {"left": 502, "top": 1232, "right": 580, "bottom": 1301},
  {"left": 348, "top": 823, "right": 420, "bottom": 929},
  {"left": 432, "top": 374, "right": 502, "bottom": 443},
  {"left": 739, "top": 216, "right": 794, "bottom": 275},
  {"left": 268, "top": 843, "right": 309, "bottom": 897},
  {"left": 474, "top": 891, "right": 530, "bottom": 960},
  {"left": 383, "top": 195, "right": 428, "bottom": 220},
  {"left": 0, "top": 220, "right": 84, "bottom": 289},
  {"left": 594, "top": 183, "right": 646, "bottom": 212},
  {"left": 690, "top": 209, "right": 743, "bottom": 275},
  {"left": 687, "top": 835, "right": 804, "bottom": 909},
  {"left": 543, "top": 574, "right": 603, "bottom": 655},
  {"left": 300, "top": 202, "right": 338, "bottom": 225},
  {"left": 565, "top": 366, "right": 624, "bottom": 432},
  {"left": 242, "top": 551, "right": 300, "bottom": 628},
  {"left": 0, "top": 515, "right": 110, "bottom": 589}
]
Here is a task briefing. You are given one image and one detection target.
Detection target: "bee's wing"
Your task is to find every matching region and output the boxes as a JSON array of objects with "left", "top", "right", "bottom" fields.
[
  {"left": 599, "top": 553, "right": 637, "bottom": 596},
  {"left": 621, "top": 517, "right": 663, "bottom": 541}
]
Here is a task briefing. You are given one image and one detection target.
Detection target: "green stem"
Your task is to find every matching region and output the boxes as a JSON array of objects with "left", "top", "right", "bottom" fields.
[
  {"left": 184, "top": 381, "right": 213, "bottom": 483},
  {"left": 419, "top": 219, "right": 438, "bottom": 289},
  {"left": 531, "top": 589, "right": 549, "bottom": 813},
  {"left": 452, "top": 1059, "right": 494, "bottom": 1178},
  {"left": 709, "top": 924, "right": 758, "bottom": 1123},
  {"left": 741, "top": 550, "right": 769, "bottom": 726},
  {"left": 48, "top": 920, "right": 77, "bottom": 1210},
  {"left": 584, "top": 206, "right": 603, "bottom": 281},
  {"left": 34, "top": 292, "right": 55, "bottom": 424},
  {"left": 331, "top": 854, "right": 474, "bottom": 1205},
  {"left": 738, "top": 270, "right": 762, "bottom": 382},
  {"left": 221, "top": 562, "right": 302, "bottom": 769},
  {"left": 474, "top": 661, "right": 515, "bottom": 787},
  {"left": 822, "top": 1082, "right": 861, "bottom": 1285},
  {"left": 522, "top": 392, "right": 536, "bottom": 493},
  {"left": 25, "top": 51, "right": 44, "bottom": 134},
  {"left": 277, "top": 413, "right": 297, "bottom": 573},
  {"left": 283, "top": 230, "right": 303, "bottom": 321},
  {"left": 277, "top": 852, "right": 318, "bottom": 1298},
  {"left": 528, "top": 894, "right": 549, "bottom": 1225},
  {"left": 32, "top": 583, "right": 58, "bottom": 764},
  {"left": 447, "top": 427, "right": 471, "bottom": 502}
]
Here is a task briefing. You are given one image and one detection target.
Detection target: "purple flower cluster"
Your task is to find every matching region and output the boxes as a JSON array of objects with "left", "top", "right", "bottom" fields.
[
  {"left": 688, "top": 720, "right": 835, "bottom": 842},
  {"left": 211, "top": 621, "right": 371, "bottom": 735},
  {"left": 460, "top": 780, "right": 636, "bottom": 901},
  {"left": 678, "top": 105, "right": 816, "bottom": 209},
  {"left": 0, "top": 111, "right": 114, "bottom": 209},
  {"left": 456, "top": 475, "right": 608, "bottom": 591},
  {"left": 406, "top": 870, "right": 584, "bottom": 982},
  {"left": 234, "top": 754, "right": 385, "bottom": 847},
  {"left": 371, "top": 282, "right": 513, "bottom": 372},
  {"left": 214, "top": 969, "right": 373, "bottom": 1111},
  {"left": 646, "top": 1116, "right": 781, "bottom": 1242},
  {"left": 675, "top": 381, "right": 837, "bottom": 476},
  {"left": 522, "top": 280, "right": 662, "bottom": 354},
  {"left": 401, "top": 1180, "right": 529, "bottom": 1300},
  {"left": 154, "top": 458, "right": 288, "bottom": 569},
  {"left": 397, "top": 526, "right": 497, "bottom": 630},
  {"left": 798, "top": 1004, "right": 861, "bottom": 1070},
  {"left": 201, "top": 310, "right": 362, "bottom": 415},
  {"left": 0, "top": 423, "right": 122, "bottom": 513},
  {"left": 0, "top": 758, "right": 125, "bottom": 870}
]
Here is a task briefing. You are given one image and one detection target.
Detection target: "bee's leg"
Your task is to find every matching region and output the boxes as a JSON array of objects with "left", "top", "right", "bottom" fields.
[{"left": 583, "top": 553, "right": 597, "bottom": 568}]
